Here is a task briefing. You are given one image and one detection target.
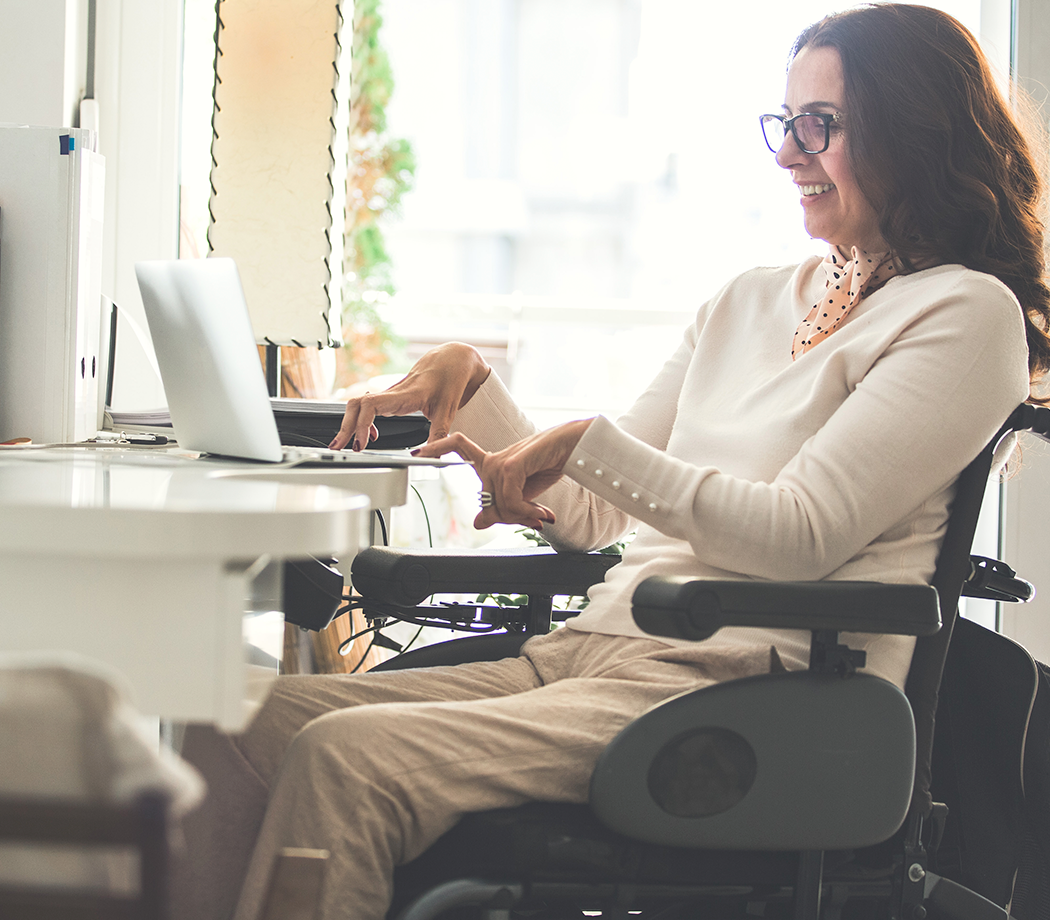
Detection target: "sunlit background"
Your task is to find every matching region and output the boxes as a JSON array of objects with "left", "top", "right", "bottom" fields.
[{"left": 183, "top": 0, "right": 996, "bottom": 420}]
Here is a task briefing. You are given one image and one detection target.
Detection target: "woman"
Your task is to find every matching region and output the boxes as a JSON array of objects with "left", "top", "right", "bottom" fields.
[{"left": 173, "top": 6, "right": 1049, "bottom": 920}]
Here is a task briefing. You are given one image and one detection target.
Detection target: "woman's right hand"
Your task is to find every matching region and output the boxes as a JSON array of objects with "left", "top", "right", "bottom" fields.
[{"left": 329, "top": 342, "right": 491, "bottom": 450}]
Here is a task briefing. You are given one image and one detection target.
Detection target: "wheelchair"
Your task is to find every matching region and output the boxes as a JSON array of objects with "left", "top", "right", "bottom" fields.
[{"left": 348, "top": 402, "right": 1050, "bottom": 920}]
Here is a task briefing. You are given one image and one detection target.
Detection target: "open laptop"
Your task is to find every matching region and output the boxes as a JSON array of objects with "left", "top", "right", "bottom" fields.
[{"left": 134, "top": 258, "right": 457, "bottom": 467}]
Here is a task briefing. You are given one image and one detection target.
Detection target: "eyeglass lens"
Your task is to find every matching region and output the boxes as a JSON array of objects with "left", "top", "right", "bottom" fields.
[{"left": 761, "top": 114, "right": 828, "bottom": 154}]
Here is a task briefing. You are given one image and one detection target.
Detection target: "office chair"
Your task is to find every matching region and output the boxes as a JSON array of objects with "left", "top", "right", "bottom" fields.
[
  {"left": 0, "top": 659, "right": 209, "bottom": 920},
  {"left": 0, "top": 792, "right": 168, "bottom": 920},
  {"left": 350, "top": 402, "right": 1049, "bottom": 920}
]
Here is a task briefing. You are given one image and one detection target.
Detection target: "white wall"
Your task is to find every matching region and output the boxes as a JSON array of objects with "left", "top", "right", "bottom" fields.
[
  {"left": 0, "top": 0, "right": 182, "bottom": 412},
  {"left": 1000, "top": 0, "right": 1050, "bottom": 663},
  {"left": 0, "top": 0, "right": 88, "bottom": 128},
  {"left": 93, "top": 0, "right": 183, "bottom": 410}
]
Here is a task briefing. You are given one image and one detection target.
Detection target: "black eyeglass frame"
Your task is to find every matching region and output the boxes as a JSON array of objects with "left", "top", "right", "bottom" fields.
[{"left": 759, "top": 112, "right": 840, "bottom": 155}]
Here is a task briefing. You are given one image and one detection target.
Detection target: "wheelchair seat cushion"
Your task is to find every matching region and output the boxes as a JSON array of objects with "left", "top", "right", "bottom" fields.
[{"left": 391, "top": 801, "right": 810, "bottom": 912}]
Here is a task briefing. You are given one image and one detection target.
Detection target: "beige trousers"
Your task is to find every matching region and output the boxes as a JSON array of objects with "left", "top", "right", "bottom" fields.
[{"left": 171, "top": 628, "right": 769, "bottom": 920}]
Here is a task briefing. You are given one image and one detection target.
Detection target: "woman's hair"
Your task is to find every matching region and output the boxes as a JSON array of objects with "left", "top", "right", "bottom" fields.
[{"left": 794, "top": 3, "right": 1050, "bottom": 391}]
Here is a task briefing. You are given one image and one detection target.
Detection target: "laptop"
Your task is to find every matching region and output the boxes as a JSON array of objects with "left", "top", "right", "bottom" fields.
[{"left": 134, "top": 258, "right": 457, "bottom": 468}]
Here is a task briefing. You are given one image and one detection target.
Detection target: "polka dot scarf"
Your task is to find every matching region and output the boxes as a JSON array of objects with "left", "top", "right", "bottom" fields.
[{"left": 791, "top": 247, "right": 898, "bottom": 359}]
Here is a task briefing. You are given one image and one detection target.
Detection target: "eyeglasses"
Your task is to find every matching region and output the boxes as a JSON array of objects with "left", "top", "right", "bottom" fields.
[{"left": 759, "top": 112, "right": 840, "bottom": 155}]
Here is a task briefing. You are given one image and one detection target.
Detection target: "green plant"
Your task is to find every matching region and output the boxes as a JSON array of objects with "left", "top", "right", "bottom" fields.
[
  {"left": 338, "top": 0, "right": 416, "bottom": 386},
  {"left": 476, "top": 530, "right": 636, "bottom": 615}
]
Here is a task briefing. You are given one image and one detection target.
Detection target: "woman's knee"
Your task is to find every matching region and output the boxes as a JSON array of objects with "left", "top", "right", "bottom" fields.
[
  {"left": 285, "top": 705, "right": 385, "bottom": 766},
  {"left": 233, "top": 675, "right": 344, "bottom": 781}
]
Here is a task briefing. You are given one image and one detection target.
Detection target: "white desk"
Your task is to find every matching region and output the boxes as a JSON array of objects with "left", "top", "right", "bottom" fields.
[
  {"left": 209, "top": 462, "right": 409, "bottom": 578},
  {"left": 0, "top": 446, "right": 399, "bottom": 729}
]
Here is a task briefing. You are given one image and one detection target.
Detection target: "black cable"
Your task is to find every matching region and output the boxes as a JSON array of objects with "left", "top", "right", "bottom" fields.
[
  {"left": 401, "top": 624, "right": 425, "bottom": 654},
  {"left": 338, "top": 597, "right": 506, "bottom": 633},
  {"left": 372, "top": 610, "right": 503, "bottom": 633},
  {"left": 337, "top": 620, "right": 381, "bottom": 656},
  {"left": 381, "top": 486, "right": 434, "bottom": 661},
  {"left": 410, "top": 484, "right": 433, "bottom": 547},
  {"left": 284, "top": 433, "right": 331, "bottom": 448},
  {"left": 374, "top": 508, "right": 389, "bottom": 545},
  {"left": 349, "top": 635, "right": 378, "bottom": 674},
  {"left": 339, "top": 594, "right": 518, "bottom": 628},
  {"left": 344, "top": 479, "right": 432, "bottom": 669}
]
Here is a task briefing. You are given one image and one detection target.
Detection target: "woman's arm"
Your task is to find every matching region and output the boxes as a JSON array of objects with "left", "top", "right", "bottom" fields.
[
  {"left": 442, "top": 326, "right": 699, "bottom": 551},
  {"left": 430, "top": 275, "right": 1029, "bottom": 578},
  {"left": 562, "top": 282, "right": 1029, "bottom": 579}
]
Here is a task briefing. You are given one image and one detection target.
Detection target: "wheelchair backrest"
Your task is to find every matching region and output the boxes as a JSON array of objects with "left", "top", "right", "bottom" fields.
[{"left": 907, "top": 403, "right": 1050, "bottom": 816}]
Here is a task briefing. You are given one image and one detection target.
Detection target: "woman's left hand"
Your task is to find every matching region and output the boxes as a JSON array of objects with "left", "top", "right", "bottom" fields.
[{"left": 416, "top": 418, "right": 595, "bottom": 530}]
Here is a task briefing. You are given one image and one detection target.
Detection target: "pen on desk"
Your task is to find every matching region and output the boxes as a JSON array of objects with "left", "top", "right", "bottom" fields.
[{"left": 93, "top": 431, "right": 169, "bottom": 445}]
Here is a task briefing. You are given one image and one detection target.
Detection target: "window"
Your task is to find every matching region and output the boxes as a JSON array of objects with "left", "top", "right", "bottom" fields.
[
  {"left": 372, "top": 0, "right": 999, "bottom": 428},
  {"left": 180, "top": 1, "right": 1003, "bottom": 424}
]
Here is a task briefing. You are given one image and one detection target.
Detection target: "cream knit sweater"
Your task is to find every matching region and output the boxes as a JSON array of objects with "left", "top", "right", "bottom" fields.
[{"left": 452, "top": 257, "right": 1030, "bottom": 688}]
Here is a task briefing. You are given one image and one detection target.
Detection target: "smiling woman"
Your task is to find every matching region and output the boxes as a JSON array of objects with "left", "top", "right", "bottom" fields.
[
  {"left": 773, "top": 45, "right": 887, "bottom": 255},
  {"left": 788, "top": 2, "right": 1050, "bottom": 381},
  {"left": 170, "top": 7, "right": 1050, "bottom": 920}
]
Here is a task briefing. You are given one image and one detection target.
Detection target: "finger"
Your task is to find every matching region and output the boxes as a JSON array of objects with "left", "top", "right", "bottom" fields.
[
  {"left": 474, "top": 503, "right": 553, "bottom": 531},
  {"left": 352, "top": 396, "right": 382, "bottom": 452},
  {"left": 486, "top": 460, "right": 556, "bottom": 524},
  {"left": 474, "top": 506, "right": 544, "bottom": 530},
  {"left": 532, "top": 502, "right": 556, "bottom": 524},
  {"left": 329, "top": 403, "right": 362, "bottom": 449},
  {"left": 415, "top": 432, "right": 488, "bottom": 466},
  {"left": 424, "top": 394, "right": 460, "bottom": 444},
  {"left": 474, "top": 467, "right": 556, "bottom": 528},
  {"left": 412, "top": 434, "right": 457, "bottom": 459},
  {"left": 520, "top": 470, "right": 566, "bottom": 503},
  {"left": 490, "top": 497, "right": 556, "bottom": 527}
]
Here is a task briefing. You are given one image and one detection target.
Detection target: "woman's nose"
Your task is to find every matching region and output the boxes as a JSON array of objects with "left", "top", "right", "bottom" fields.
[{"left": 775, "top": 131, "right": 807, "bottom": 169}]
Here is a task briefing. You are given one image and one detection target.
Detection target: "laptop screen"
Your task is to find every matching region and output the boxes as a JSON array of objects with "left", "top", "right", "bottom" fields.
[{"left": 135, "top": 258, "right": 285, "bottom": 462}]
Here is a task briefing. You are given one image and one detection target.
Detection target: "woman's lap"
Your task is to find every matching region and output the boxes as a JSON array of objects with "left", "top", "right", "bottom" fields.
[{"left": 175, "top": 628, "right": 770, "bottom": 920}]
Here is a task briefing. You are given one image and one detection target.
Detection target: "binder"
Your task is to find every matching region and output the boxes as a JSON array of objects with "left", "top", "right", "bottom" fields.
[
  {"left": 268, "top": 400, "right": 430, "bottom": 449},
  {"left": 0, "top": 126, "right": 105, "bottom": 444},
  {"left": 105, "top": 399, "right": 431, "bottom": 450}
]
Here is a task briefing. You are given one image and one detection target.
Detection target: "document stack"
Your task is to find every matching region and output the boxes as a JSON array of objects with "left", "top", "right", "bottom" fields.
[{"left": 0, "top": 125, "right": 105, "bottom": 444}]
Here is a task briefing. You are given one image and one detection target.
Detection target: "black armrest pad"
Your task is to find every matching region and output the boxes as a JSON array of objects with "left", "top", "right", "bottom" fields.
[
  {"left": 351, "top": 546, "right": 621, "bottom": 606},
  {"left": 962, "top": 555, "right": 1035, "bottom": 603},
  {"left": 632, "top": 577, "right": 941, "bottom": 641}
]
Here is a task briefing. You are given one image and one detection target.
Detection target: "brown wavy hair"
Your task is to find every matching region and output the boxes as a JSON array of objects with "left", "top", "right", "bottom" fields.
[{"left": 794, "top": 3, "right": 1050, "bottom": 393}]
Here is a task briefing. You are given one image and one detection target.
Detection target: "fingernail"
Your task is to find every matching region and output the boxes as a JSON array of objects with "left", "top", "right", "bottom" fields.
[
  {"left": 352, "top": 438, "right": 361, "bottom": 452},
  {"left": 410, "top": 449, "right": 420, "bottom": 456}
]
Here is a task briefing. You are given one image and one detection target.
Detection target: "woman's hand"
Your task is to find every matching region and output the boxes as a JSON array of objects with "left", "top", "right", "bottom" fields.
[
  {"left": 329, "top": 343, "right": 491, "bottom": 450},
  {"left": 416, "top": 418, "right": 595, "bottom": 530}
]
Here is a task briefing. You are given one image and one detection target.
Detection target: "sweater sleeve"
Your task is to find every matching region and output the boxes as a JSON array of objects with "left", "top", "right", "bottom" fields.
[{"left": 562, "top": 273, "right": 1030, "bottom": 580}]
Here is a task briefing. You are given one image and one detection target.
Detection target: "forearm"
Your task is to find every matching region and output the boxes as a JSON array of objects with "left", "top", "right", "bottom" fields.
[{"left": 451, "top": 373, "right": 637, "bottom": 550}]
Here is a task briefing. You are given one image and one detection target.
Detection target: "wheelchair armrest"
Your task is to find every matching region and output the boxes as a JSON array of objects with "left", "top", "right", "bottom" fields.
[
  {"left": 961, "top": 555, "right": 1034, "bottom": 603},
  {"left": 351, "top": 545, "right": 621, "bottom": 607},
  {"left": 632, "top": 577, "right": 941, "bottom": 641}
]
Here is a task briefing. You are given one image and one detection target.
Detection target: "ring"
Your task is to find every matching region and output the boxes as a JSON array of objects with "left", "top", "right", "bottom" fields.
[{"left": 479, "top": 490, "right": 494, "bottom": 508}]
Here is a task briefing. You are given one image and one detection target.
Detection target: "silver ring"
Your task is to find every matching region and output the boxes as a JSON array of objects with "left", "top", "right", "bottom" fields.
[{"left": 479, "top": 490, "right": 494, "bottom": 508}]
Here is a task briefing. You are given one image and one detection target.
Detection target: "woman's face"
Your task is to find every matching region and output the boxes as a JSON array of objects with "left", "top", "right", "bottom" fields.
[{"left": 776, "top": 45, "right": 886, "bottom": 254}]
